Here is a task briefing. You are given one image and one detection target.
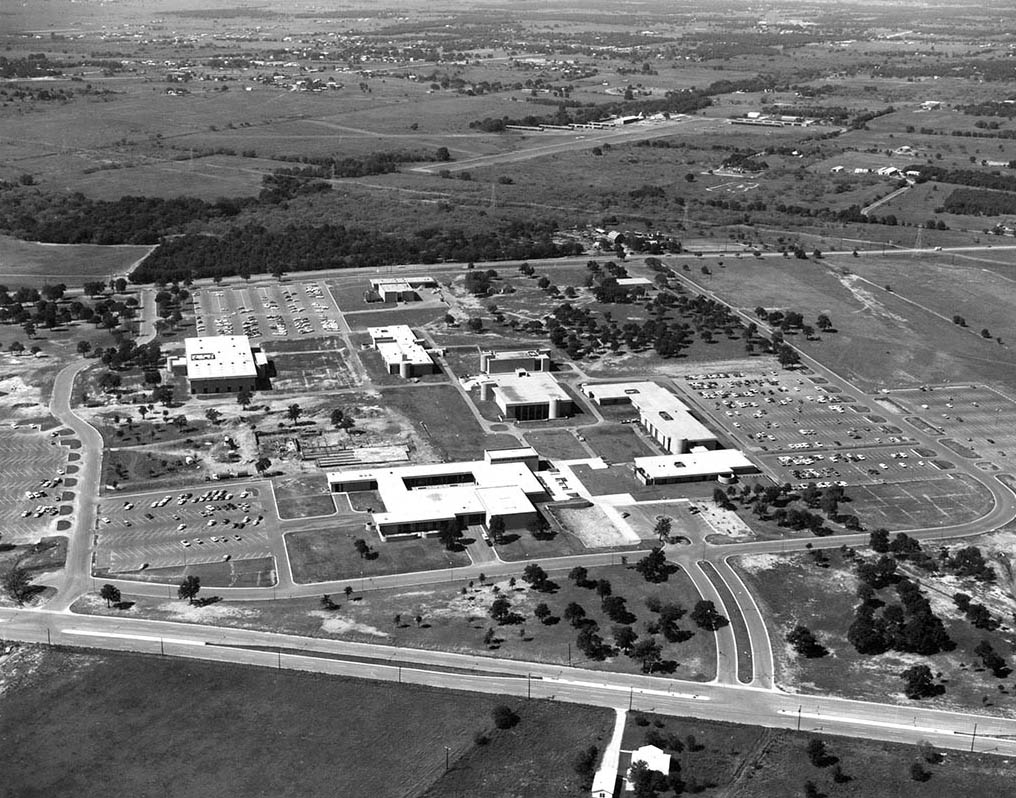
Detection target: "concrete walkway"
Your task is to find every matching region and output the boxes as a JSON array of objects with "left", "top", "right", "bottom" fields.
[{"left": 591, "top": 708, "right": 627, "bottom": 797}]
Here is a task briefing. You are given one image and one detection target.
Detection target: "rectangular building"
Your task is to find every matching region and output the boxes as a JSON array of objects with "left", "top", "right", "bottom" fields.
[
  {"left": 481, "top": 370, "right": 573, "bottom": 421},
  {"left": 168, "top": 335, "right": 268, "bottom": 395},
  {"left": 581, "top": 381, "right": 717, "bottom": 453},
  {"left": 368, "top": 325, "right": 438, "bottom": 378},
  {"left": 327, "top": 449, "right": 544, "bottom": 539},
  {"left": 480, "top": 348, "right": 552, "bottom": 375},
  {"left": 368, "top": 275, "right": 439, "bottom": 303},
  {"left": 634, "top": 450, "right": 758, "bottom": 485}
]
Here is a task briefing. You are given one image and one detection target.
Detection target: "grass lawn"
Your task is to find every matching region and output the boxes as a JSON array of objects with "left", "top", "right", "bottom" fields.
[
  {"left": 119, "top": 556, "right": 277, "bottom": 588},
  {"left": 0, "top": 235, "right": 154, "bottom": 287},
  {"left": 847, "top": 476, "right": 995, "bottom": 530},
  {"left": 286, "top": 522, "right": 471, "bottom": 583},
  {"left": 583, "top": 425, "right": 659, "bottom": 462},
  {"left": 379, "top": 384, "right": 520, "bottom": 461},
  {"left": 524, "top": 429, "right": 590, "bottom": 460},
  {"left": 101, "top": 448, "right": 203, "bottom": 493},
  {"left": 345, "top": 307, "right": 446, "bottom": 330},
  {"left": 79, "top": 564, "right": 716, "bottom": 679},
  {"left": 623, "top": 711, "right": 1016, "bottom": 797},
  {"left": 733, "top": 545, "right": 1016, "bottom": 718},
  {"left": 272, "top": 472, "right": 336, "bottom": 520},
  {"left": 1, "top": 646, "right": 610, "bottom": 798}
]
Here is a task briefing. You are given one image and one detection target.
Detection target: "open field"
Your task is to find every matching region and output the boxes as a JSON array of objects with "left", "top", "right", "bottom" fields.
[
  {"left": 623, "top": 711, "right": 1016, "bottom": 797},
  {"left": 846, "top": 476, "right": 995, "bottom": 530},
  {"left": 0, "top": 235, "right": 152, "bottom": 287},
  {"left": 676, "top": 255, "right": 1016, "bottom": 391},
  {"left": 1, "top": 646, "right": 610, "bottom": 798},
  {"left": 734, "top": 542, "right": 1016, "bottom": 718},
  {"left": 272, "top": 472, "right": 337, "bottom": 520}
]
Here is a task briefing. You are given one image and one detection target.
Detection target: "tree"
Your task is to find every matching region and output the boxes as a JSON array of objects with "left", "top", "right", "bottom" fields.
[
  {"left": 492, "top": 704, "right": 519, "bottom": 729},
  {"left": 435, "top": 146, "right": 451, "bottom": 162},
  {"left": 353, "top": 538, "right": 371, "bottom": 559},
  {"left": 869, "top": 528, "right": 890, "bottom": 553},
  {"left": 787, "top": 625, "right": 828, "bottom": 658},
  {"left": 635, "top": 548, "right": 673, "bottom": 583},
  {"left": 287, "top": 403, "right": 302, "bottom": 423},
  {"left": 653, "top": 516, "right": 672, "bottom": 543},
  {"left": 534, "top": 602, "right": 552, "bottom": 624},
  {"left": 777, "top": 343, "right": 800, "bottom": 368},
  {"left": 2, "top": 566, "right": 32, "bottom": 605},
  {"left": 177, "top": 575, "right": 201, "bottom": 604},
  {"left": 76, "top": 340, "right": 92, "bottom": 356},
  {"left": 237, "top": 386, "right": 253, "bottom": 407},
  {"left": 330, "top": 407, "right": 347, "bottom": 427},
  {"left": 344, "top": 586, "right": 354, "bottom": 600},
  {"left": 806, "top": 738, "right": 833, "bottom": 767},
  {"left": 900, "top": 665, "right": 941, "bottom": 699},
  {"left": 437, "top": 520, "right": 461, "bottom": 551},
  {"left": 568, "top": 566, "right": 589, "bottom": 586},
  {"left": 613, "top": 625, "right": 638, "bottom": 653},
  {"left": 816, "top": 314, "right": 833, "bottom": 331},
  {"left": 572, "top": 745, "right": 599, "bottom": 789},
  {"left": 205, "top": 408, "right": 221, "bottom": 424},
  {"left": 691, "top": 600, "right": 729, "bottom": 631},
  {"left": 522, "top": 563, "right": 549, "bottom": 591},
  {"left": 630, "top": 636, "right": 663, "bottom": 673},
  {"left": 910, "top": 762, "right": 931, "bottom": 782},
  {"left": 490, "top": 595, "right": 513, "bottom": 624},
  {"left": 254, "top": 456, "right": 271, "bottom": 476},
  {"left": 99, "top": 583, "right": 121, "bottom": 607},
  {"left": 487, "top": 515, "right": 506, "bottom": 545},
  {"left": 8, "top": 340, "right": 23, "bottom": 355},
  {"left": 563, "top": 602, "right": 587, "bottom": 627}
]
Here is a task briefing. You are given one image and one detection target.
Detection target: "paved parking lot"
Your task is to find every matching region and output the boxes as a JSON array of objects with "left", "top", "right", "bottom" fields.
[
  {"left": 95, "top": 483, "right": 275, "bottom": 573},
  {"left": 0, "top": 428, "right": 72, "bottom": 542},
  {"left": 677, "top": 369, "right": 911, "bottom": 453},
  {"left": 758, "top": 444, "right": 945, "bottom": 489},
  {"left": 894, "top": 385, "right": 1016, "bottom": 460},
  {"left": 193, "top": 280, "right": 346, "bottom": 341}
]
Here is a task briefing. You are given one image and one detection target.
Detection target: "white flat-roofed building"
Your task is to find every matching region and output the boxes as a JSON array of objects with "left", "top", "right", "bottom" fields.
[
  {"left": 633, "top": 449, "right": 757, "bottom": 485},
  {"left": 626, "top": 745, "right": 672, "bottom": 790},
  {"left": 168, "top": 335, "right": 268, "bottom": 394},
  {"left": 368, "top": 325, "right": 438, "bottom": 378},
  {"left": 480, "top": 348, "right": 552, "bottom": 374},
  {"left": 481, "top": 370, "right": 573, "bottom": 421},
  {"left": 615, "top": 277, "right": 652, "bottom": 288},
  {"left": 581, "top": 381, "right": 717, "bottom": 453},
  {"left": 327, "top": 449, "right": 544, "bottom": 538}
]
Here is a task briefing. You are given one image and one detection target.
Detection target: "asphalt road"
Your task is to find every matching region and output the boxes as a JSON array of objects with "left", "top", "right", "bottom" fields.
[{"left": 3, "top": 608, "right": 1016, "bottom": 757}]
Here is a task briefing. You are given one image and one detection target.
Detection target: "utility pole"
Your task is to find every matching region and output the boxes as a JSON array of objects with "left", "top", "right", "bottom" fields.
[
  {"left": 797, "top": 705, "right": 802, "bottom": 731},
  {"left": 970, "top": 723, "right": 978, "bottom": 753},
  {"left": 527, "top": 673, "right": 532, "bottom": 699},
  {"left": 444, "top": 746, "right": 451, "bottom": 771}
]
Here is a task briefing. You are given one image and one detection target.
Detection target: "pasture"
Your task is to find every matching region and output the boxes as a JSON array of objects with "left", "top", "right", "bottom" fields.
[{"left": 0, "top": 235, "right": 153, "bottom": 288}]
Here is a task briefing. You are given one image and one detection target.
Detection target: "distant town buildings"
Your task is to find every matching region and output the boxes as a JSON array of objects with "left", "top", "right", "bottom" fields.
[{"left": 167, "top": 335, "right": 269, "bottom": 395}]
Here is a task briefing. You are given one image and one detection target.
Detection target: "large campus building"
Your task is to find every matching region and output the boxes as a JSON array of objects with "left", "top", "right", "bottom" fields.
[
  {"left": 480, "top": 370, "right": 573, "bottom": 421},
  {"left": 367, "top": 276, "right": 438, "bottom": 303},
  {"left": 167, "top": 335, "right": 269, "bottom": 395},
  {"left": 633, "top": 450, "right": 757, "bottom": 485},
  {"left": 327, "top": 448, "right": 543, "bottom": 539},
  {"left": 581, "top": 381, "right": 718, "bottom": 453},
  {"left": 480, "top": 348, "right": 552, "bottom": 375},
  {"left": 368, "top": 325, "right": 439, "bottom": 378}
]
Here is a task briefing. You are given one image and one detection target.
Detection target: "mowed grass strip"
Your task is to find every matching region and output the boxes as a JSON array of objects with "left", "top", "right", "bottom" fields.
[{"left": 0, "top": 647, "right": 609, "bottom": 798}]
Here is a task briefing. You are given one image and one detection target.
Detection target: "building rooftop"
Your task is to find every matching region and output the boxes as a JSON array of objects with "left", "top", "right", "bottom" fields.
[
  {"left": 327, "top": 451, "right": 544, "bottom": 526},
  {"left": 488, "top": 371, "right": 570, "bottom": 405},
  {"left": 634, "top": 449, "right": 755, "bottom": 480},
  {"left": 630, "top": 745, "right": 671, "bottom": 776},
  {"left": 369, "top": 325, "right": 433, "bottom": 366},
  {"left": 583, "top": 381, "right": 716, "bottom": 445},
  {"left": 615, "top": 277, "right": 652, "bottom": 287},
  {"left": 183, "top": 335, "right": 258, "bottom": 381}
]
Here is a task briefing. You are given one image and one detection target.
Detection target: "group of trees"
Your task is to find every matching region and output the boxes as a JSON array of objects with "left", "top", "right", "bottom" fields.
[
  {"left": 715, "top": 481, "right": 860, "bottom": 536},
  {"left": 131, "top": 220, "right": 581, "bottom": 284},
  {"left": 0, "top": 282, "right": 135, "bottom": 340}
]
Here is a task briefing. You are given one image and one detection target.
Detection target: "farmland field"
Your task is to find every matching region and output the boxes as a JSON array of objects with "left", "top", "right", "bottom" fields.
[{"left": 0, "top": 646, "right": 610, "bottom": 798}]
